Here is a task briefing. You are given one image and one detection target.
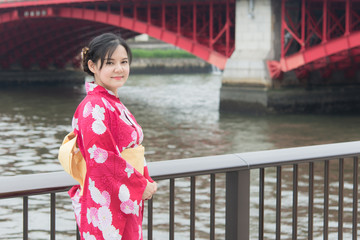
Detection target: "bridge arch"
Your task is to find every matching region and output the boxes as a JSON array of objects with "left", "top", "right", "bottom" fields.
[{"left": 0, "top": 1, "right": 235, "bottom": 71}]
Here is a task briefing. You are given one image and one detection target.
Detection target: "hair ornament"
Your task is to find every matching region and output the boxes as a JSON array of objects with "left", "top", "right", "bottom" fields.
[{"left": 81, "top": 47, "right": 89, "bottom": 61}]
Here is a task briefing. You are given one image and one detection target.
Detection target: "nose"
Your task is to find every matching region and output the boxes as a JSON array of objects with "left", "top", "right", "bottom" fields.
[{"left": 114, "top": 63, "right": 123, "bottom": 72}]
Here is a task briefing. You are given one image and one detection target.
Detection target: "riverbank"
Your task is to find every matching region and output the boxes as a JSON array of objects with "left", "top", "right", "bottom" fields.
[
  {"left": 0, "top": 58, "right": 214, "bottom": 85},
  {"left": 131, "top": 58, "right": 212, "bottom": 74},
  {"left": 0, "top": 70, "right": 86, "bottom": 85},
  {"left": 0, "top": 55, "right": 214, "bottom": 85},
  {"left": 129, "top": 39, "right": 213, "bottom": 74},
  {"left": 0, "top": 39, "right": 215, "bottom": 84}
]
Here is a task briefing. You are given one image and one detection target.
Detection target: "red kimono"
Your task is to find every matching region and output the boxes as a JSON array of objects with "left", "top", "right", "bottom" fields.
[{"left": 68, "top": 82, "right": 153, "bottom": 240}]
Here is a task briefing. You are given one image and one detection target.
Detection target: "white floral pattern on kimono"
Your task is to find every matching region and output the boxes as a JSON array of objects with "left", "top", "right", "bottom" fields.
[{"left": 68, "top": 82, "right": 154, "bottom": 240}]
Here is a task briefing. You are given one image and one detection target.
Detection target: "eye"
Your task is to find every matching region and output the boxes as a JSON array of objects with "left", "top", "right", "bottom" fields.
[
  {"left": 121, "top": 60, "right": 128, "bottom": 64},
  {"left": 106, "top": 61, "right": 114, "bottom": 65}
]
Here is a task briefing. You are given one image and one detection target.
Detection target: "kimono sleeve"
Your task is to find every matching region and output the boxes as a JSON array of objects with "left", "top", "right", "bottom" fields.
[
  {"left": 143, "top": 159, "right": 154, "bottom": 183},
  {"left": 76, "top": 99, "right": 148, "bottom": 206}
]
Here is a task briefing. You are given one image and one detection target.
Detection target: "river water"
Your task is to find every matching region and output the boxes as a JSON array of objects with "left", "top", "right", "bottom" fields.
[{"left": 0, "top": 73, "right": 359, "bottom": 239}]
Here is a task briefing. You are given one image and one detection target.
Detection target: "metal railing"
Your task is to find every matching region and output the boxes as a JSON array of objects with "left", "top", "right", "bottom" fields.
[{"left": 0, "top": 141, "right": 359, "bottom": 239}]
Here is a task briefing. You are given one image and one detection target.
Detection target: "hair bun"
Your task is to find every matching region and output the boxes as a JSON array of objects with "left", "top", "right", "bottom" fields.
[
  {"left": 81, "top": 47, "right": 91, "bottom": 74},
  {"left": 81, "top": 47, "right": 89, "bottom": 62}
]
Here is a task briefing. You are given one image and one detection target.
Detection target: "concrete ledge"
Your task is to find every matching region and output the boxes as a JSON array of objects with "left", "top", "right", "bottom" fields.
[
  {"left": 0, "top": 70, "right": 86, "bottom": 85},
  {"left": 220, "top": 85, "right": 268, "bottom": 114},
  {"left": 220, "top": 85, "right": 360, "bottom": 114}
]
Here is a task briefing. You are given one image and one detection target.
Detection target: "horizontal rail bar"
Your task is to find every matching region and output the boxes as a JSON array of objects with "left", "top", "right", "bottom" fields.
[
  {"left": 1, "top": 141, "right": 360, "bottom": 199},
  {"left": 149, "top": 141, "right": 360, "bottom": 179},
  {"left": 0, "top": 172, "right": 75, "bottom": 199}
]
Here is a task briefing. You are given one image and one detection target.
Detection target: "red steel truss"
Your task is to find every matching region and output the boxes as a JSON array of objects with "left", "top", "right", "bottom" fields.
[
  {"left": 0, "top": 0, "right": 235, "bottom": 70},
  {"left": 267, "top": 0, "right": 360, "bottom": 80}
]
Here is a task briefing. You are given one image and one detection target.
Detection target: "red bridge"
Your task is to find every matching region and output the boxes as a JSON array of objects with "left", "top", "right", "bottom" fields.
[
  {"left": 0, "top": 0, "right": 359, "bottom": 78},
  {"left": 267, "top": 0, "right": 360, "bottom": 80},
  {"left": 0, "top": 0, "right": 235, "bottom": 70}
]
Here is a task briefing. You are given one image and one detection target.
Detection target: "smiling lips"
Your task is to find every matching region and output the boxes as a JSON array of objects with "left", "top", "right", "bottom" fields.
[{"left": 112, "top": 76, "right": 123, "bottom": 80}]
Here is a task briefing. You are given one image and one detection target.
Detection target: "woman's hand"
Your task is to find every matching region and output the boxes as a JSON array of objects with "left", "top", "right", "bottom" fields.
[{"left": 142, "top": 180, "right": 157, "bottom": 200}]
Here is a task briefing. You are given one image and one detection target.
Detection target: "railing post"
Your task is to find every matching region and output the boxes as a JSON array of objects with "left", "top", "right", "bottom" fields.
[
  {"left": 23, "top": 196, "right": 28, "bottom": 240},
  {"left": 147, "top": 199, "right": 153, "bottom": 240},
  {"left": 169, "top": 178, "right": 175, "bottom": 240},
  {"left": 50, "top": 193, "right": 56, "bottom": 240},
  {"left": 226, "top": 169, "right": 250, "bottom": 240}
]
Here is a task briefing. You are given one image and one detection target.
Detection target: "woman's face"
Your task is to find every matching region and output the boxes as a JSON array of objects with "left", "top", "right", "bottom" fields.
[{"left": 88, "top": 44, "right": 130, "bottom": 96}]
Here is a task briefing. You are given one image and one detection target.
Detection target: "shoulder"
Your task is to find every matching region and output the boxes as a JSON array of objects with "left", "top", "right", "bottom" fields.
[
  {"left": 72, "top": 96, "right": 115, "bottom": 135},
  {"left": 75, "top": 95, "right": 109, "bottom": 114},
  {"left": 74, "top": 95, "right": 119, "bottom": 123}
]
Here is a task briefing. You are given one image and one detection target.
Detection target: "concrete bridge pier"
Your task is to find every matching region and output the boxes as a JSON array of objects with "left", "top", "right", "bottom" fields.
[
  {"left": 221, "top": 0, "right": 360, "bottom": 114},
  {"left": 220, "top": 0, "right": 280, "bottom": 114}
]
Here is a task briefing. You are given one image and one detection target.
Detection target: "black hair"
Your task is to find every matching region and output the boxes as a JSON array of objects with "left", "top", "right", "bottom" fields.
[{"left": 82, "top": 32, "right": 132, "bottom": 76}]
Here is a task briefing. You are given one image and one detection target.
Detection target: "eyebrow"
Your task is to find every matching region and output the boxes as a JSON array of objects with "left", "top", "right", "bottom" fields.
[{"left": 105, "top": 57, "right": 128, "bottom": 60}]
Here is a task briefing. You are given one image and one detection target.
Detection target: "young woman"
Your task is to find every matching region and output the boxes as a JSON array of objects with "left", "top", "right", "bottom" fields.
[{"left": 68, "top": 32, "right": 157, "bottom": 240}]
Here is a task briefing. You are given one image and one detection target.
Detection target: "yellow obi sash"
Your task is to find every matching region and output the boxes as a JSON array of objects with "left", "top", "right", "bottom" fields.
[{"left": 58, "top": 131, "right": 145, "bottom": 195}]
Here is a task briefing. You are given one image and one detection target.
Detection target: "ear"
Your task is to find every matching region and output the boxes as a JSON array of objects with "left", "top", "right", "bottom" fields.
[{"left": 88, "top": 60, "right": 97, "bottom": 74}]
